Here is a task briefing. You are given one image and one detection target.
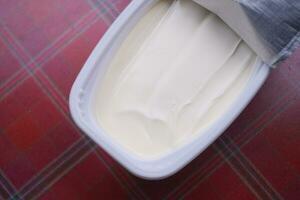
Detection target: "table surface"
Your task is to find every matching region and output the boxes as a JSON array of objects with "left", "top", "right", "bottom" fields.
[{"left": 0, "top": 0, "right": 300, "bottom": 199}]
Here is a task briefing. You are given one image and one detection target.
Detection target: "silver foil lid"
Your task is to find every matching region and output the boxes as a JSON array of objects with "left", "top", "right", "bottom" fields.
[{"left": 193, "top": 0, "right": 300, "bottom": 66}]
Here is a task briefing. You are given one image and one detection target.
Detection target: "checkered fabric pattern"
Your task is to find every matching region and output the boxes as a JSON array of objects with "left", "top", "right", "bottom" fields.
[{"left": 0, "top": 0, "right": 299, "bottom": 199}]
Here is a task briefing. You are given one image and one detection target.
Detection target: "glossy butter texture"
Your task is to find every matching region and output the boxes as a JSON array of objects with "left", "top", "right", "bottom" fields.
[{"left": 94, "top": 0, "right": 257, "bottom": 158}]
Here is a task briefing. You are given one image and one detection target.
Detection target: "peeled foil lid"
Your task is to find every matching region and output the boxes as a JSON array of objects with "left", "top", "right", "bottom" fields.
[{"left": 193, "top": 0, "right": 300, "bottom": 66}]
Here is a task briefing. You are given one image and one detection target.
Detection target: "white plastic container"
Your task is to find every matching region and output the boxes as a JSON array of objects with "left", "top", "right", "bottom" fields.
[{"left": 69, "top": 0, "right": 270, "bottom": 179}]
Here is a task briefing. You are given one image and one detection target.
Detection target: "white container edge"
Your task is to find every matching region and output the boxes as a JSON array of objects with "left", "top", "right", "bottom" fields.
[{"left": 69, "top": 0, "right": 270, "bottom": 179}]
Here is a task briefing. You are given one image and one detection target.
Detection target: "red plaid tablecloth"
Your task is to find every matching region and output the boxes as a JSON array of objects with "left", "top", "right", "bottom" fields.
[{"left": 0, "top": 0, "right": 300, "bottom": 199}]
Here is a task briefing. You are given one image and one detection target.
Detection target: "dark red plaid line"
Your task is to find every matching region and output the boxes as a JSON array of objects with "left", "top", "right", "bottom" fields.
[
  {"left": 102, "top": 0, "right": 121, "bottom": 18},
  {"left": 164, "top": 90, "right": 294, "bottom": 199},
  {"left": 0, "top": 24, "right": 30, "bottom": 99},
  {"left": 0, "top": 25, "right": 30, "bottom": 99},
  {"left": 10, "top": 138, "right": 94, "bottom": 199},
  {"left": 233, "top": 92, "right": 294, "bottom": 146},
  {"left": 165, "top": 151, "right": 225, "bottom": 200},
  {"left": 23, "top": 141, "right": 95, "bottom": 200},
  {"left": 236, "top": 93, "right": 297, "bottom": 148},
  {"left": 0, "top": 69, "right": 28, "bottom": 101},
  {"left": 0, "top": 170, "right": 20, "bottom": 200},
  {"left": 34, "top": 70, "right": 69, "bottom": 113},
  {"left": 0, "top": 8, "right": 101, "bottom": 99},
  {"left": 215, "top": 137, "right": 283, "bottom": 200},
  {"left": 224, "top": 135, "right": 285, "bottom": 198},
  {"left": 88, "top": 0, "right": 120, "bottom": 21},
  {"left": 213, "top": 143, "right": 268, "bottom": 200},
  {"left": 13, "top": 136, "right": 144, "bottom": 199},
  {"left": 32, "top": 9, "right": 100, "bottom": 67},
  {"left": 17, "top": 140, "right": 139, "bottom": 200},
  {"left": 0, "top": 21, "right": 29, "bottom": 66},
  {"left": 95, "top": 150, "right": 149, "bottom": 200},
  {"left": 0, "top": 68, "right": 24, "bottom": 96},
  {"left": 0, "top": 9, "right": 102, "bottom": 114},
  {"left": 0, "top": 12, "right": 104, "bottom": 135}
]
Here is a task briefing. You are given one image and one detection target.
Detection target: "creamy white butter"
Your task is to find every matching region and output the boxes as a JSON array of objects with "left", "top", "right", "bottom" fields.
[{"left": 94, "top": 0, "right": 257, "bottom": 158}]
